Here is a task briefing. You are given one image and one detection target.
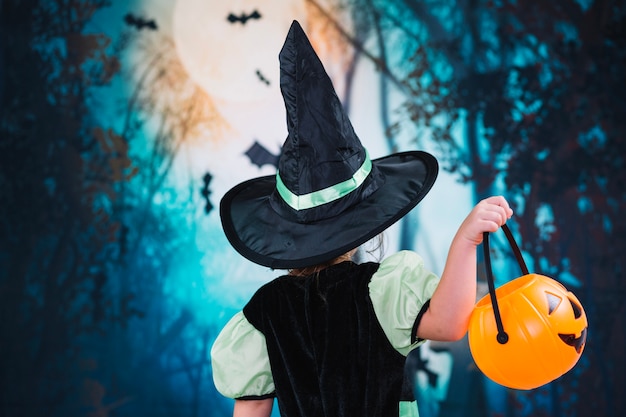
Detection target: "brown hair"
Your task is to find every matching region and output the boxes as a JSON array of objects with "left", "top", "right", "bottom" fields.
[{"left": 288, "top": 249, "right": 357, "bottom": 277}]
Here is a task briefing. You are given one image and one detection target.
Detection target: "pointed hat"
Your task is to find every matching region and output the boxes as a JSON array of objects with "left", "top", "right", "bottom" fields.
[{"left": 220, "top": 20, "right": 438, "bottom": 269}]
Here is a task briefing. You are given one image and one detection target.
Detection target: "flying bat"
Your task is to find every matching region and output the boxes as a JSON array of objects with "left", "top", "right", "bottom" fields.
[
  {"left": 124, "top": 13, "right": 158, "bottom": 31},
  {"left": 255, "top": 69, "right": 270, "bottom": 86},
  {"left": 245, "top": 141, "right": 279, "bottom": 169},
  {"left": 200, "top": 172, "right": 214, "bottom": 214},
  {"left": 416, "top": 357, "right": 439, "bottom": 388},
  {"left": 227, "top": 10, "right": 262, "bottom": 25}
]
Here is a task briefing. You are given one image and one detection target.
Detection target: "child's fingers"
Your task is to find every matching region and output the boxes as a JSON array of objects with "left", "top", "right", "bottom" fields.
[{"left": 481, "top": 196, "right": 513, "bottom": 221}]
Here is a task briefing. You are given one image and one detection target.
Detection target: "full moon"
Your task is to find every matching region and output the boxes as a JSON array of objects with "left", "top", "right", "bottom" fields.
[{"left": 173, "top": 0, "right": 306, "bottom": 104}]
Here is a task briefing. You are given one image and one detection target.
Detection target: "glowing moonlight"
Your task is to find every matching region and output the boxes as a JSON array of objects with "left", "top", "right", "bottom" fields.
[{"left": 173, "top": 0, "right": 306, "bottom": 104}]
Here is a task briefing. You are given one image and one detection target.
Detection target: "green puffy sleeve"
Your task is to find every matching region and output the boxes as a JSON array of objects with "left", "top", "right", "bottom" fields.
[
  {"left": 369, "top": 250, "right": 440, "bottom": 356},
  {"left": 210, "top": 311, "right": 275, "bottom": 399}
]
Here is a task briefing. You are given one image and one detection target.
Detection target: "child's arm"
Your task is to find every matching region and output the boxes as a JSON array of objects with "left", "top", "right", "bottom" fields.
[
  {"left": 416, "top": 196, "right": 513, "bottom": 342},
  {"left": 234, "top": 398, "right": 273, "bottom": 417}
]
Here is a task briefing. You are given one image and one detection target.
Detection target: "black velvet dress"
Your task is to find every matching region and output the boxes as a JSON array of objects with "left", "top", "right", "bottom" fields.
[{"left": 242, "top": 261, "right": 423, "bottom": 417}]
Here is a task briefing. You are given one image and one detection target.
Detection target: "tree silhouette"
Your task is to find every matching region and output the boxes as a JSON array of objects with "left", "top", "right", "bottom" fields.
[
  {"left": 1, "top": 1, "right": 223, "bottom": 416},
  {"left": 0, "top": 1, "right": 134, "bottom": 415},
  {"left": 96, "top": 15, "right": 227, "bottom": 417}
]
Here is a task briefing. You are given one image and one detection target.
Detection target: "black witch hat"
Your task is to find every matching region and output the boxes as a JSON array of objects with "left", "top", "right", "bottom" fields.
[{"left": 220, "top": 20, "right": 438, "bottom": 269}]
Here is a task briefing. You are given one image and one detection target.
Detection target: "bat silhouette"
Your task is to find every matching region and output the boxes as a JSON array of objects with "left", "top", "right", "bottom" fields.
[
  {"left": 255, "top": 69, "right": 270, "bottom": 86},
  {"left": 416, "top": 357, "right": 439, "bottom": 388},
  {"left": 200, "top": 172, "right": 214, "bottom": 214},
  {"left": 227, "top": 10, "right": 262, "bottom": 25},
  {"left": 124, "top": 13, "right": 158, "bottom": 31},
  {"left": 245, "top": 141, "right": 279, "bottom": 168}
]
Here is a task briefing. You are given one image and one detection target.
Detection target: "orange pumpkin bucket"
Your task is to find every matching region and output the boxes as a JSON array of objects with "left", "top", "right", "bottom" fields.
[{"left": 468, "top": 225, "right": 588, "bottom": 390}]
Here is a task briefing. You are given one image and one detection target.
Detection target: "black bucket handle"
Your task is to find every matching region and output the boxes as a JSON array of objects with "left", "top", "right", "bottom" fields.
[{"left": 482, "top": 224, "right": 529, "bottom": 344}]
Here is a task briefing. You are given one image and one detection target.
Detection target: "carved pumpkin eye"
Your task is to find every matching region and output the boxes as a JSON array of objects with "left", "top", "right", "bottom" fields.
[
  {"left": 546, "top": 292, "right": 562, "bottom": 315},
  {"left": 568, "top": 297, "right": 582, "bottom": 319}
]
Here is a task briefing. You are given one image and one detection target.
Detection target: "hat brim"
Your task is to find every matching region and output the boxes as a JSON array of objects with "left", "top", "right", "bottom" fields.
[{"left": 220, "top": 151, "right": 438, "bottom": 269}]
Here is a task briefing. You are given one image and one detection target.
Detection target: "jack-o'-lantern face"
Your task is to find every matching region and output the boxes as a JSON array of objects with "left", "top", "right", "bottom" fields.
[
  {"left": 468, "top": 274, "right": 588, "bottom": 390},
  {"left": 544, "top": 289, "right": 588, "bottom": 353}
]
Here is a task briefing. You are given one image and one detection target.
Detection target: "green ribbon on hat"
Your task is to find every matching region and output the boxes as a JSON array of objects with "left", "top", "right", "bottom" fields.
[{"left": 276, "top": 151, "right": 372, "bottom": 211}]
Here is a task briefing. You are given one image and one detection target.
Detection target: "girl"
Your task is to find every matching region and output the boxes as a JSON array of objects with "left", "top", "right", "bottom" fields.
[{"left": 211, "top": 20, "right": 512, "bottom": 417}]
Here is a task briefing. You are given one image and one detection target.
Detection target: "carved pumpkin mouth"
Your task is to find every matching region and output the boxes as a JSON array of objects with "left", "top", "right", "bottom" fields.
[{"left": 559, "top": 328, "right": 588, "bottom": 353}]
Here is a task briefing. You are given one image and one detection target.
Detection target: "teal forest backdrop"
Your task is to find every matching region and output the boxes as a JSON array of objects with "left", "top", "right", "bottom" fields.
[{"left": 1, "top": 0, "right": 625, "bottom": 416}]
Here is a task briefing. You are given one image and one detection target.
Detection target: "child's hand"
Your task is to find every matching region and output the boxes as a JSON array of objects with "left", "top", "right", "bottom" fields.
[{"left": 458, "top": 196, "right": 513, "bottom": 246}]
